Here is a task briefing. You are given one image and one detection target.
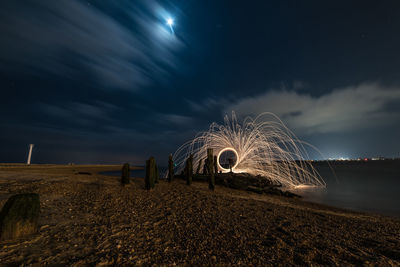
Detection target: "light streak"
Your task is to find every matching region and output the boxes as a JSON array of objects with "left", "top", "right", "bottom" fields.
[{"left": 172, "top": 112, "right": 326, "bottom": 188}]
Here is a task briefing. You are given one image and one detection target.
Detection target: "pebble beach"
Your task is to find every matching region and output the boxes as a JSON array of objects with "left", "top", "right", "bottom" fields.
[{"left": 0, "top": 164, "right": 399, "bottom": 266}]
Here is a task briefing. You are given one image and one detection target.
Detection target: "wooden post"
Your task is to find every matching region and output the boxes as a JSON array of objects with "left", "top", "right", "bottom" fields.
[
  {"left": 213, "top": 155, "right": 218, "bottom": 174},
  {"left": 167, "top": 154, "right": 174, "bottom": 182},
  {"left": 203, "top": 157, "right": 209, "bottom": 175},
  {"left": 145, "top": 157, "right": 156, "bottom": 190},
  {"left": 121, "top": 163, "right": 130, "bottom": 185},
  {"left": 185, "top": 154, "right": 193, "bottom": 185},
  {"left": 196, "top": 158, "right": 203, "bottom": 175},
  {"left": 207, "top": 149, "right": 215, "bottom": 190}
]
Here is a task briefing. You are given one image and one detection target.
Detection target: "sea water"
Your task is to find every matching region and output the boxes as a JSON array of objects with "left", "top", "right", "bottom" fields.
[{"left": 291, "top": 161, "right": 400, "bottom": 217}]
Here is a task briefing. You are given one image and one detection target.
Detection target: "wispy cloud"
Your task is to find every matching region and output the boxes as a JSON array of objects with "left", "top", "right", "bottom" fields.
[
  {"left": 40, "top": 101, "right": 118, "bottom": 128},
  {"left": 225, "top": 83, "right": 400, "bottom": 134},
  {"left": 0, "top": 0, "right": 184, "bottom": 90},
  {"left": 159, "top": 113, "right": 193, "bottom": 125}
]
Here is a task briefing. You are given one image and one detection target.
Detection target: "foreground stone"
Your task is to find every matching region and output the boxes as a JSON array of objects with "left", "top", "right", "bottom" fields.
[{"left": 0, "top": 193, "right": 40, "bottom": 240}]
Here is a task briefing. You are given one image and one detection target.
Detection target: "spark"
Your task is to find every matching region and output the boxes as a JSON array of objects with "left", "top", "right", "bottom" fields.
[{"left": 171, "top": 112, "right": 326, "bottom": 188}]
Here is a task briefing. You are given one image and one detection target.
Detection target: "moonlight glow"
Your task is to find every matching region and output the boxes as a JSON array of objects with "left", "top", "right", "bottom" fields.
[
  {"left": 166, "top": 18, "right": 174, "bottom": 26},
  {"left": 166, "top": 17, "right": 174, "bottom": 34},
  {"left": 172, "top": 112, "right": 326, "bottom": 188}
]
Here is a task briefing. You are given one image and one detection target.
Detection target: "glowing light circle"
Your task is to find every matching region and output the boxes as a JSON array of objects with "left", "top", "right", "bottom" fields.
[{"left": 217, "top": 147, "right": 239, "bottom": 172}]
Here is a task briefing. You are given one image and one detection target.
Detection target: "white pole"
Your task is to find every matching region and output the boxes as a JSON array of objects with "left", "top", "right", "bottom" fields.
[{"left": 27, "top": 144, "right": 34, "bottom": 165}]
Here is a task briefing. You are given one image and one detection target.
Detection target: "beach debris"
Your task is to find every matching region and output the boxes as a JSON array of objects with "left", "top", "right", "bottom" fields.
[
  {"left": 121, "top": 163, "right": 130, "bottom": 185},
  {"left": 0, "top": 193, "right": 40, "bottom": 240},
  {"left": 167, "top": 154, "right": 174, "bottom": 182}
]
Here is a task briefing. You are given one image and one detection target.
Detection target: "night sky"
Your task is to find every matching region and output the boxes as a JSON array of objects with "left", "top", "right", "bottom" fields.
[{"left": 1, "top": 0, "right": 400, "bottom": 164}]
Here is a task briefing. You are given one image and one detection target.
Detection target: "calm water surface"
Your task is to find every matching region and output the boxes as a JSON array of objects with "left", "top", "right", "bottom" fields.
[{"left": 291, "top": 161, "right": 400, "bottom": 217}]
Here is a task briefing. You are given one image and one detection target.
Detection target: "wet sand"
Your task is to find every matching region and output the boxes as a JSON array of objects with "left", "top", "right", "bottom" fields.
[{"left": 0, "top": 164, "right": 399, "bottom": 265}]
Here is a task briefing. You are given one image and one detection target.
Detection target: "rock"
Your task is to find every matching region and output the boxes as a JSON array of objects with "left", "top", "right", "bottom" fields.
[
  {"left": 226, "top": 177, "right": 248, "bottom": 190},
  {"left": 247, "top": 186, "right": 263, "bottom": 194},
  {"left": 282, "top": 191, "right": 302, "bottom": 198},
  {"left": 40, "top": 224, "right": 49, "bottom": 230},
  {"left": 0, "top": 193, "right": 40, "bottom": 240},
  {"left": 263, "top": 187, "right": 282, "bottom": 196}
]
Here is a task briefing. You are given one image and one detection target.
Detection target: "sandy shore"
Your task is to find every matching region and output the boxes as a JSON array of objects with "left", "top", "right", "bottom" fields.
[{"left": 0, "top": 164, "right": 399, "bottom": 266}]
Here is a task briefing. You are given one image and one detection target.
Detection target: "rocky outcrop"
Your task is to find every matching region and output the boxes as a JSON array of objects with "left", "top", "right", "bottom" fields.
[{"left": 175, "top": 172, "right": 300, "bottom": 198}]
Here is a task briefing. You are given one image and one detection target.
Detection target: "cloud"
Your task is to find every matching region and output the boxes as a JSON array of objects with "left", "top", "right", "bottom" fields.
[
  {"left": 0, "top": 0, "right": 184, "bottom": 90},
  {"left": 186, "top": 98, "right": 225, "bottom": 112},
  {"left": 160, "top": 113, "right": 193, "bottom": 125},
  {"left": 40, "top": 101, "right": 117, "bottom": 128},
  {"left": 225, "top": 83, "right": 400, "bottom": 134}
]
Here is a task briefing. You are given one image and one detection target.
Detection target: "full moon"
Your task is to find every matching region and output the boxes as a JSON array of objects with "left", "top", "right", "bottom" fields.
[{"left": 166, "top": 18, "right": 174, "bottom": 26}]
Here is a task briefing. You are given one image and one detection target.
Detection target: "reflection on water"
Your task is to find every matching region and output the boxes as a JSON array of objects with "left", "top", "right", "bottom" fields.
[{"left": 291, "top": 161, "right": 400, "bottom": 217}]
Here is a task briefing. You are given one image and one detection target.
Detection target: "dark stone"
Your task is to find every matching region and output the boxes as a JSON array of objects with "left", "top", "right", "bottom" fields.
[
  {"left": 281, "top": 191, "right": 301, "bottom": 198},
  {"left": 225, "top": 176, "right": 248, "bottom": 190},
  {"left": 262, "top": 187, "right": 281, "bottom": 196},
  {"left": 0, "top": 193, "right": 40, "bottom": 240},
  {"left": 247, "top": 186, "right": 263, "bottom": 194}
]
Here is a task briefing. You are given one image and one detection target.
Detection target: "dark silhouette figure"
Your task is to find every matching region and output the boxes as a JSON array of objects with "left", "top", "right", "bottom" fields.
[{"left": 228, "top": 158, "right": 234, "bottom": 173}]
